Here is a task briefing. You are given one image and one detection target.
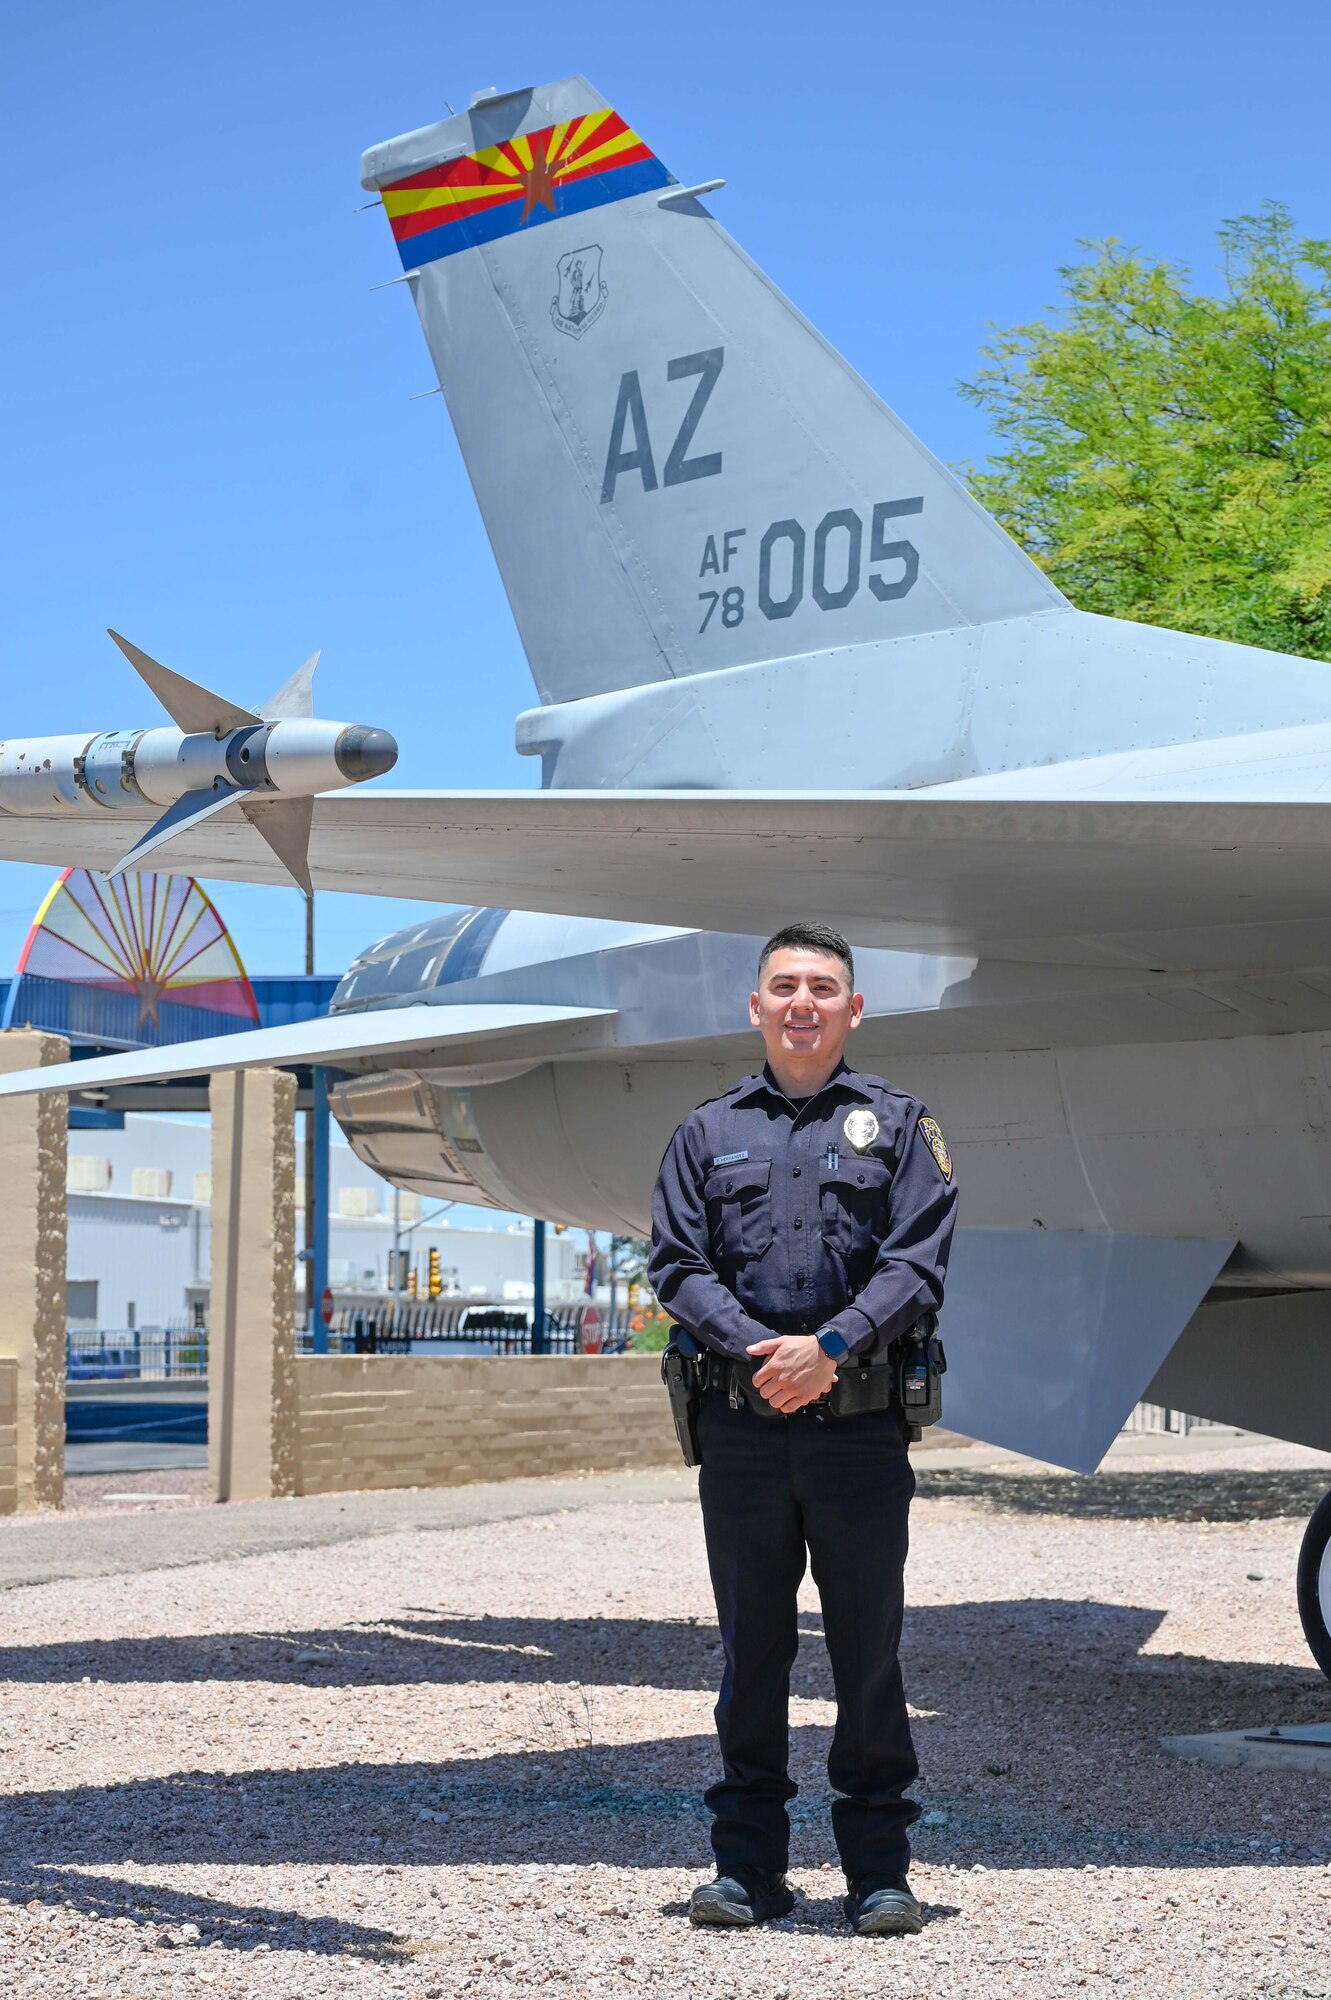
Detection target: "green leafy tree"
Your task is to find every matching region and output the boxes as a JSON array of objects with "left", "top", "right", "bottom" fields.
[{"left": 958, "top": 204, "right": 1331, "bottom": 659}]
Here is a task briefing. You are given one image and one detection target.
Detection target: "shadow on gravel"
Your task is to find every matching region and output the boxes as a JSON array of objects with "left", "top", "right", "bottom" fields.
[
  {"left": 2, "top": 1674, "right": 1329, "bottom": 1885},
  {"left": 914, "top": 1467, "right": 1331, "bottom": 1522},
  {"left": 0, "top": 1863, "right": 407, "bottom": 1960},
  {"left": 0, "top": 1601, "right": 1169, "bottom": 1690},
  {"left": 2, "top": 1596, "right": 1327, "bottom": 1711}
]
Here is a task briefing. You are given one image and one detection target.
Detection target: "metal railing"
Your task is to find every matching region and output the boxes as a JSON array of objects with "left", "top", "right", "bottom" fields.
[
  {"left": 324, "top": 1299, "right": 634, "bottom": 1356},
  {"left": 66, "top": 1325, "right": 208, "bottom": 1381},
  {"left": 67, "top": 1304, "right": 638, "bottom": 1379}
]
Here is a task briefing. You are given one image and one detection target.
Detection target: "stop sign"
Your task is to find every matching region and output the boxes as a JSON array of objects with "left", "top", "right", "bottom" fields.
[
  {"left": 320, "top": 1286, "right": 334, "bottom": 1328},
  {"left": 580, "top": 1305, "right": 603, "bottom": 1353}
]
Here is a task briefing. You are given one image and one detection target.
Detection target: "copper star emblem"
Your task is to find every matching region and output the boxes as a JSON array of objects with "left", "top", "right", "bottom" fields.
[{"left": 517, "top": 152, "right": 560, "bottom": 224}]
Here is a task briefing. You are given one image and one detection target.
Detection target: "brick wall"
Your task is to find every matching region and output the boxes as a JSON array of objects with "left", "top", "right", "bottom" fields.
[
  {"left": 0, "top": 1359, "right": 18, "bottom": 1516},
  {"left": 293, "top": 1353, "right": 679, "bottom": 1495}
]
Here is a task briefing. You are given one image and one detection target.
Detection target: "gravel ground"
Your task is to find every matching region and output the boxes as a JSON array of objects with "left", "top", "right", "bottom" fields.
[
  {"left": 2, "top": 1439, "right": 1330, "bottom": 1998},
  {"left": 60, "top": 1471, "right": 213, "bottom": 1515}
]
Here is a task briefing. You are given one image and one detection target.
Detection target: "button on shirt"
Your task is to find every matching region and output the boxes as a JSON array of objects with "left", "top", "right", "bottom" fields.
[{"left": 649, "top": 1060, "right": 958, "bottom": 1361}]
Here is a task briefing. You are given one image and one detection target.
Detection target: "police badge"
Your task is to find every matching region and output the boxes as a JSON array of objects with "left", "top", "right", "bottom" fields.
[
  {"left": 842, "top": 1108, "right": 879, "bottom": 1151},
  {"left": 919, "top": 1115, "right": 953, "bottom": 1182}
]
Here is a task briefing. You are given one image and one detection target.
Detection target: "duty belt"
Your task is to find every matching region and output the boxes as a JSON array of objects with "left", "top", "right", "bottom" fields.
[
  {"left": 660, "top": 1317, "right": 946, "bottom": 1467},
  {"left": 706, "top": 1345, "right": 900, "bottom": 1421}
]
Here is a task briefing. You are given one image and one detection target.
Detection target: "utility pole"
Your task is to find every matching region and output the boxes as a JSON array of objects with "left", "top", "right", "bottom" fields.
[
  {"left": 303, "top": 889, "right": 316, "bottom": 1323},
  {"left": 392, "top": 1184, "right": 404, "bottom": 1333},
  {"left": 532, "top": 1219, "right": 546, "bottom": 1354},
  {"left": 303, "top": 890, "right": 315, "bottom": 1256},
  {"left": 303, "top": 889, "right": 330, "bottom": 1353}
]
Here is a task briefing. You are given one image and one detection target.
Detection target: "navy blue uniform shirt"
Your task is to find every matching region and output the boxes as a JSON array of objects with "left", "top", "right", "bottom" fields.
[{"left": 648, "top": 1060, "right": 958, "bottom": 1361}]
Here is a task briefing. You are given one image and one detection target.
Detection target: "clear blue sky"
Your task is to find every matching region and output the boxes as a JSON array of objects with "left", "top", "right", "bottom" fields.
[{"left": 4, "top": 0, "right": 1328, "bottom": 976}]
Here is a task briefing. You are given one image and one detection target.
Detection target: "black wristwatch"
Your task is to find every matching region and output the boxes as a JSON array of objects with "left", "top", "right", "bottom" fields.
[{"left": 815, "top": 1326, "right": 849, "bottom": 1360}]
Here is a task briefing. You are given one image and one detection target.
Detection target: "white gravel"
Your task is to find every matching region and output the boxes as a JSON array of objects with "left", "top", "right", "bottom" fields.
[{"left": 2, "top": 1439, "right": 1330, "bottom": 1998}]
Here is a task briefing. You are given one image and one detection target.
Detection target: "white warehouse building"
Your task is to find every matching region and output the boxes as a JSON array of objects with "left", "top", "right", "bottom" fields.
[{"left": 65, "top": 1114, "right": 600, "bottom": 1331}]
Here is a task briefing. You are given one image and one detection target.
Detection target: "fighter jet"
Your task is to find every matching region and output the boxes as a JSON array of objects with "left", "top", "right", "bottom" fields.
[{"left": 3, "top": 77, "right": 1331, "bottom": 1675}]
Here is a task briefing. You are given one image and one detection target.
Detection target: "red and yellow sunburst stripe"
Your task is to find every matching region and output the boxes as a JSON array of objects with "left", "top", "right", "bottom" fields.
[{"left": 381, "top": 108, "right": 671, "bottom": 264}]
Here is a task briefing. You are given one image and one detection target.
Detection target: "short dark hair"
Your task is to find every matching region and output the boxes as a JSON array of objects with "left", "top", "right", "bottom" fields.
[{"left": 757, "top": 922, "right": 855, "bottom": 990}]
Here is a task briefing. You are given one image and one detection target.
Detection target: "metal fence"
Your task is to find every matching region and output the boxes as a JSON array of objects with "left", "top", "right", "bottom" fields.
[
  {"left": 325, "top": 1299, "right": 634, "bottom": 1356},
  {"left": 67, "top": 1325, "right": 208, "bottom": 1381},
  {"left": 67, "top": 1302, "right": 637, "bottom": 1380}
]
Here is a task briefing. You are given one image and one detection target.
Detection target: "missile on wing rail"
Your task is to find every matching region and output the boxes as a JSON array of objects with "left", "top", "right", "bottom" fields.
[{"left": 0, "top": 631, "right": 397, "bottom": 893}]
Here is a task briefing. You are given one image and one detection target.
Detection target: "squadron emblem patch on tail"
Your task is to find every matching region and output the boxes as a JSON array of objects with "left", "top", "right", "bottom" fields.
[
  {"left": 919, "top": 1116, "right": 953, "bottom": 1182},
  {"left": 552, "top": 245, "right": 607, "bottom": 338}
]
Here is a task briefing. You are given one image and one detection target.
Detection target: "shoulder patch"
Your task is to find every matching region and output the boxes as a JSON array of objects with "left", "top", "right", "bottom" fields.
[{"left": 918, "top": 1115, "right": 953, "bottom": 1183}]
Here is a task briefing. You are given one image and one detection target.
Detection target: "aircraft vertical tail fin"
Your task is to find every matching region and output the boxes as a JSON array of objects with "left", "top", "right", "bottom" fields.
[{"left": 361, "top": 79, "right": 1065, "bottom": 709}]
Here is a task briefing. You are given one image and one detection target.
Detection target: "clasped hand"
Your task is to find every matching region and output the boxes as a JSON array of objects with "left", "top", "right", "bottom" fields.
[{"left": 745, "top": 1334, "right": 838, "bottom": 1413}]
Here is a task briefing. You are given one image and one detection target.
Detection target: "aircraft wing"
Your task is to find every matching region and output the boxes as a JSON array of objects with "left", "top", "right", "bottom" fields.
[
  {"left": 5, "top": 722, "right": 1331, "bottom": 971},
  {"left": 0, "top": 1003, "right": 616, "bottom": 1100}
]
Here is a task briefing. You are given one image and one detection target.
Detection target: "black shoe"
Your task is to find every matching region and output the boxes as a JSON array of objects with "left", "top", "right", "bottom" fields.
[
  {"left": 689, "top": 1871, "right": 795, "bottom": 1927},
  {"left": 844, "top": 1875, "right": 923, "bottom": 1936}
]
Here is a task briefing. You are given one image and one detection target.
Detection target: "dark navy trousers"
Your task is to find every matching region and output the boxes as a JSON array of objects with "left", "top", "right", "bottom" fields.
[{"left": 696, "top": 1393, "right": 919, "bottom": 1885}]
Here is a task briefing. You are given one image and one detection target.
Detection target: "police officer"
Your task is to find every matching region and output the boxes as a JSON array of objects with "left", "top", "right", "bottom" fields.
[{"left": 648, "top": 922, "right": 957, "bottom": 1938}]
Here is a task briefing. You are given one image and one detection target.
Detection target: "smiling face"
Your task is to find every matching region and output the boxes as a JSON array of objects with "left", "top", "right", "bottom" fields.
[{"left": 750, "top": 946, "right": 864, "bottom": 1086}]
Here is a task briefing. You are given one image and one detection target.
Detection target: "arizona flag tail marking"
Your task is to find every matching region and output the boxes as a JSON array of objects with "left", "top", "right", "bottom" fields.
[{"left": 382, "top": 109, "right": 672, "bottom": 269}]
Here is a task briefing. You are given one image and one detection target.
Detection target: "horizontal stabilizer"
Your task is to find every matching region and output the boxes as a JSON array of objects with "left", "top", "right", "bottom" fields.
[
  {"left": 942, "top": 1228, "right": 1235, "bottom": 1471},
  {"left": 107, "top": 630, "right": 260, "bottom": 735},
  {"left": 0, "top": 1003, "right": 617, "bottom": 1100}
]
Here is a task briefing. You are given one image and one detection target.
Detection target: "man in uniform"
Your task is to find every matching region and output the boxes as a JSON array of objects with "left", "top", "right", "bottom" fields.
[{"left": 648, "top": 922, "right": 957, "bottom": 1937}]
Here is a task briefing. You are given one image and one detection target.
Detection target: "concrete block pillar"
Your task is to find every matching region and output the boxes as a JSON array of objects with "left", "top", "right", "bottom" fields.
[
  {"left": 209, "top": 1067, "right": 299, "bottom": 1502},
  {"left": 0, "top": 1031, "right": 69, "bottom": 1511},
  {"left": 0, "top": 1359, "right": 21, "bottom": 1516}
]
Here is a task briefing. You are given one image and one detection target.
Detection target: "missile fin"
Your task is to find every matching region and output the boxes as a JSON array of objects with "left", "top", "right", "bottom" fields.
[
  {"left": 107, "top": 785, "right": 250, "bottom": 878},
  {"left": 107, "top": 630, "right": 260, "bottom": 735},
  {"left": 241, "top": 794, "right": 313, "bottom": 895},
  {"left": 261, "top": 650, "right": 321, "bottom": 721}
]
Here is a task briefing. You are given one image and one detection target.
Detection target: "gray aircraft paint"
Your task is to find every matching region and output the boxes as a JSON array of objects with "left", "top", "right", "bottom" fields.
[
  {"left": 5, "top": 76, "right": 1331, "bottom": 1482},
  {"left": 361, "top": 77, "right": 1063, "bottom": 718}
]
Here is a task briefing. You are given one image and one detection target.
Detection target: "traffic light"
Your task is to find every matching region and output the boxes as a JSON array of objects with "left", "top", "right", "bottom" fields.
[
  {"left": 428, "top": 1246, "right": 441, "bottom": 1298},
  {"left": 407, "top": 1267, "right": 418, "bottom": 1298}
]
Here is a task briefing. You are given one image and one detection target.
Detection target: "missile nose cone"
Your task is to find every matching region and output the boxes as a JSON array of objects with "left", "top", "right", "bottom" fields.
[{"left": 334, "top": 725, "right": 398, "bottom": 783}]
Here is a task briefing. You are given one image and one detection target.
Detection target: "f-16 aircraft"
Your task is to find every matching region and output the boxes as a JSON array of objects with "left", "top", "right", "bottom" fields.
[{"left": 3, "top": 77, "right": 1331, "bottom": 1674}]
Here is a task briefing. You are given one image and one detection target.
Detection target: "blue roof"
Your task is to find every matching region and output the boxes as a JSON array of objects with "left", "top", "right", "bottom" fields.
[{"left": 0, "top": 972, "right": 339, "bottom": 1052}]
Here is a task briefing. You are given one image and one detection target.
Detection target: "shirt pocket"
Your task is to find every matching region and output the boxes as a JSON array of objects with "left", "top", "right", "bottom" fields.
[
  {"left": 820, "top": 1156, "right": 890, "bottom": 1262},
  {"left": 705, "top": 1157, "right": 774, "bottom": 1261}
]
